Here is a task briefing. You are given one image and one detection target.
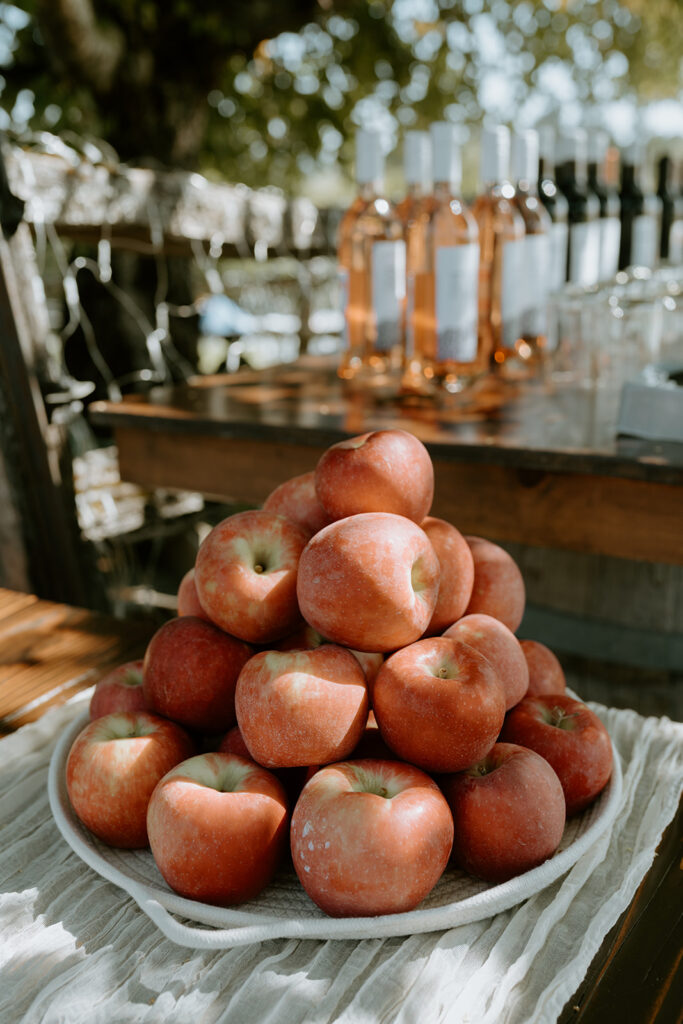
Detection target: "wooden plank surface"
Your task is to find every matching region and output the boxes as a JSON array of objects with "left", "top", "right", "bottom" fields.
[
  {"left": 89, "top": 356, "right": 683, "bottom": 485},
  {"left": 0, "top": 588, "right": 154, "bottom": 734},
  {"left": 112, "top": 425, "right": 683, "bottom": 565},
  {"left": 559, "top": 795, "right": 683, "bottom": 1023}
]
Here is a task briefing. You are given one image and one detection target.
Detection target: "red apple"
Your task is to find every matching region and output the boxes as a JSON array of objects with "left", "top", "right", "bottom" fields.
[
  {"left": 441, "top": 742, "right": 566, "bottom": 882},
  {"left": 235, "top": 645, "right": 368, "bottom": 768},
  {"left": 142, "top": 616, "right": 252, "bottom": 732},
  {"left": 443, "top": 613, "right": 528, "bottom": 710},
  {"left": 296, "top": 513, "right": 440, "bottom": 653},
  {"left": 263, "top": 471, "right": 331, "bottom": 537},
  {"left": 276, "top": 625, "right": 384, "bottom": 693},
  {"left": 177, "top": 569, "right": 211, "bottom": 621},
  {"left": 89, "top": 660, "right": 148, "bottom": 720},
  {"left": 421, "top": 517, "right": 475, "bottom": 634},
  {"left": 290, "top": 759, "right": 453, "bottom": 917},
  {"left": 218, "top": 725, "right": 252, "bottom": 759},
  {"left": 66, "top": 711, "right": 194, "bottom": 848},
  {"left": 147, "top": 752, "right": 289, "bottom": 906},
  {"left": 218, "top": 725, "right": 315, "bottom": 805},
  {"left": 373, "top": 637, "right": 506, "bottom": 773},
  {"left": 520, "top": 640, "right": 567, "bottom": 697},
  {"left": 195, "top": 510, "right": 308, "bottom": 643},
  {"left": 500, "top": 694, "right": 613, "bottom": 816},
  {"left": 464, "top": 536, "right": 526, "bottom": 633},
  {"left": 314, "top": 429, "right": 434, "bottom": 524}
]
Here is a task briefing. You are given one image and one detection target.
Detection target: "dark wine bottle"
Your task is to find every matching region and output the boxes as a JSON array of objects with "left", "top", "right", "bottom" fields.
[
  {"left": 556, "top": 128, "right": 600, "bottom": 287},
  {"left": 657, "top": 154, "right": 680, "bottom": 262},
  {"left": 587, "top": 130, "right": 621, "bottom": 280},
  {"left": 538, "top": 127, "right": 569, "bottom": 293},
  {"left": 619, "top": 143, "right": 661, "bottom": 270}
]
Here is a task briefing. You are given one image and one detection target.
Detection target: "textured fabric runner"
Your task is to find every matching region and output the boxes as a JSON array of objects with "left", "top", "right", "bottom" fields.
[{"left": 0, "top": 695, "right": 681, "bottom": 1024}]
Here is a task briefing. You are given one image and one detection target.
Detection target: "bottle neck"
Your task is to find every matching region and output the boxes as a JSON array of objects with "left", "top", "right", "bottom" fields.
[
  {"left": 516, "top": 178, "right": 538, "bottom": 197},
  {"left": 357, "top": 180, "right": 381, "bottom": 201},
  {"left": 538, "top": 156, "right": 555, "bottom": 180},
  {"left": 434, "top": 180, "right": 459, "bottom": 200}
]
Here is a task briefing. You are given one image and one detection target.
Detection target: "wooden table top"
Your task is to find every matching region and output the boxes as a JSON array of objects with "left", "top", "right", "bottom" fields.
[
  {"left": 90, "top": 355, "right": 683, "bottom": 486},
  {"left": 0, "top": 588, "right": 154, "bottom": 734}
]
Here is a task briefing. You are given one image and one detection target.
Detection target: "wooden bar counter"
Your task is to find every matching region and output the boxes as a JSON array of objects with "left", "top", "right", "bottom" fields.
[{"left": 89, "top": 355, "right": 683, "bottom": 565}]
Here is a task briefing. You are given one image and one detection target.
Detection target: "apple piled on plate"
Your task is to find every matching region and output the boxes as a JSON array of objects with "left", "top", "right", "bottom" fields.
[{"left": 66, "top": 429, "right": 613, "bottom": 917}]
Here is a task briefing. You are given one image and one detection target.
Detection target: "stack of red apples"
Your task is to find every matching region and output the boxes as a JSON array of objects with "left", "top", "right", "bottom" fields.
[{"left": 67, "top": 429, "right": 613, "bottom": 918}]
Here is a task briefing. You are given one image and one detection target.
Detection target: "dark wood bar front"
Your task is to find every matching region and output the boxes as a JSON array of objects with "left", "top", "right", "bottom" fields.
[{"left": 90, "top": 356, "right": 683, "bottom": 565}]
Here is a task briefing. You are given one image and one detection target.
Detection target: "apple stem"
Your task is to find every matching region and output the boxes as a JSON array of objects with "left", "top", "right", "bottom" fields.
[
  {"left": 254, "top": 564, "right": 264, "bottom": 574},
  {"left": 550, "top": 706, "right": 579, "bottom": 730}
]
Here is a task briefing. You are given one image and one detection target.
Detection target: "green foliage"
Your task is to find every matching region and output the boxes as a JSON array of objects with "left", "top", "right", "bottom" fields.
[{"left": 1, "top": 0, "right": 681, "bottom": 188}]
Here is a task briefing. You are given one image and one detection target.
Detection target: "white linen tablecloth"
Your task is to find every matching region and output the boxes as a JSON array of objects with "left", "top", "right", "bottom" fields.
[{"left": 0, "top": 695, "right": 681, "bottom": 1024}]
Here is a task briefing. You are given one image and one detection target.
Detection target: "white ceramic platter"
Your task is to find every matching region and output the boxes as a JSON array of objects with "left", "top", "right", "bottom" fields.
[{"left": 48, "top": 705, "right": 622, "bottom": 949}]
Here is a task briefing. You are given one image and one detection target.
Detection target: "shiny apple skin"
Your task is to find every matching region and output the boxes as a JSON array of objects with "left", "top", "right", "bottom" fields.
[
  {"left": 421, "top": 517, "right": 475, "bottom": 634},
  {"left": 441, "top": 742, "right": 566, "bottom": 882},
  {"left": 464, "top": 536, "right": 526, "bottom": 633},
  {"left": 290, "top": 759, "right": 453, "bottom": 917},
  {"left": 195, "top": 510, "right": 309, "bottom": 643},
  {"left": 373, "top": 636, "right": 506, "bottom": 773},
  {"left": 235, "top": 645, "right": 368, "bottom": 768},
  {"left": 314, "top": 429, "right": 434, "bottom": 524},
  {"left": 142, "top": 616, "right": 253, "bottom": 732},
  {"left": 296, "top": 512, "right": 440, "bottom": 653},
  {"left": 147, "top": 752, "right": 289, "bottom": 906},
  {"left": 520, "top": 640, "right": 567, "bottom": 697},
  {"left": 89, "top": 660, "right": 148, "bottom": 720},
  {"left": 444, "top": 613, "right": 529, "bottom": 710},
  {"left": 66, "top": 711, "right": 195, "bottom": 848},
  {"left": 263, "top": 471, "right": 331, "bottom": 537},
  {"left": 500, "top": 694, "right": 613, "bottom": 816},
  {"left": 177, "top": 569, "right": 212, "bottom": 621}
]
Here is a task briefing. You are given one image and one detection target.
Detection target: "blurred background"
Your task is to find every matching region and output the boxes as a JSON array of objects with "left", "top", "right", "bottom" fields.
[
  {"left": 1, "top": 0, "right": 682, "bottom": 194},
  {"left": 0, "top": 1, "right": 681, "bottom": 714}
]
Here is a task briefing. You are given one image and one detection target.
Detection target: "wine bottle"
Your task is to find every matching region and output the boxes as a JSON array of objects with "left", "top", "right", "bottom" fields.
[
  {"left": 538, "top": 127, "right": 570, "bottom": 295},
  {"left": 403, "top": 121, "right": 480, "bottom": 396},
  {"left": 556, "top": 128, "right": 601, "bottom": 287},
  {"left": 472, "top": 125, "right": 526, "bottom": 372},
  {"left": 396, "top": 130, "right": 431, "bottom": 228},
  {"left": 656, "top": 154, "right": 683, "bottom": 263},
  {"left": 337, "top": 129, "right": 405, "bottom": 384},
  {"left": 587, "top": 130, "right": 621, "bottom": 280},
  {"left": 619, "top": 142, "right": 662, "bottom": 270},
  {"left": 511, "top": 129, "right": 552, "bottom": 361}
]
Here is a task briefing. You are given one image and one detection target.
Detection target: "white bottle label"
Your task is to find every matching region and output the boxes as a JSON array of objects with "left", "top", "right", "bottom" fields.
[
  {"left": 501, "top": 238, "right": 526, "bottom": 348},
  {"left": 435, "top": 243, "right": 479, "bottom": 362},
  {"left": 599, "top": 217, "right": 621, "bottom": 280},
  {"left": 550, "top": 221, "right": 568, "bottom": 292},
  {"left": 521, "top": 233, "right": 550, "bottom": 336},
  {"left": 631, "top": 214, "right": 658, "bottom": 268},
  {"left": 669, "top": 218, "right": 683, "bottom": 264},
  {"left": 338, "top": 266, "right": 349, "bottom": 349},
  {"left": 569, "top": 221, "right": 600, "bottom": 287},
  {"left": 372, "top": 240, "right": 406, "bottom": 351}
]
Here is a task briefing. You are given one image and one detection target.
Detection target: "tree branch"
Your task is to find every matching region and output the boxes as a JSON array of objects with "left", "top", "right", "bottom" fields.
[{"left": 36, "top": 0, "right": 125, "bottom": 94}]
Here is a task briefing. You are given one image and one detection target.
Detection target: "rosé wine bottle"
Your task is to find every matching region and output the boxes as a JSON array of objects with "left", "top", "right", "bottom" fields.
[
  {"left": 511, "top": 129, "right": 552, "bottom": 369},
  {"left": 472, "top": 125, "right": 526, "bottom": 374},
  {"left": 337, "top": 129, "right": 405, "bottom": 389},
  {"left": 402, "top": 121, "right": 480, "bottom": 398}
]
